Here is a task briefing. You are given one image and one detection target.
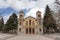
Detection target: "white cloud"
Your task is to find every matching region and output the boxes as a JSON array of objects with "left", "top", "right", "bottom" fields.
[
  {"left": 3, "top": 12, "right": 13, "bottom": 24},
  {"left": 0, "top": 0, "right": 12, "bottom": 8},
  {"left": 0, "top": 0, "right": 55, "bottom": 10},
  {"left": 0, "top": 0, "right": 55, "bottom": 23},
  {"left": 11, "top": 0, "right": 55, "bottom": 10},
  {"left": 25, "top": 8, "right": 45, "bottom": 18}
]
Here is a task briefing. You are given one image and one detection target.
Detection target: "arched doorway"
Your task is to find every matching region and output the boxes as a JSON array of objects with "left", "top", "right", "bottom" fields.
[
  {"left": 32, "top": 28, "right": 35, "bottom": 34},
  {"left": 29, "top": 28, "right": 31, "bottom": 34},
  {"left": 26, "top": 28, "right": 28, "bottom": 34},
  {"left": 26, "top": 28, "right": 35, "bottom": 34}
]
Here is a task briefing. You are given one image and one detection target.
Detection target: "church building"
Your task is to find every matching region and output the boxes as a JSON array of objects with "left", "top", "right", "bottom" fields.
[{"left": 17, "top": 11, "right": 43, "bottom": 35}]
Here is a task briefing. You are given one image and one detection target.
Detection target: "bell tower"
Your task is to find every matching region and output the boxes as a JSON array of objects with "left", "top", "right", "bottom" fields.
[
  {"left": 36, "top": 11, "right": 43, "bottom": 34},
  {"left": 36, "top": 11, "right": 41, "bottom": 25},
  {"left": 17, "top": 11, "right": 25, "bottom": 35},
  {"left": 19, "top": 11, "right": 24, "bottom": 19},
  {"left": 19, "top": 11, "right": 24, "bottom": 26}
]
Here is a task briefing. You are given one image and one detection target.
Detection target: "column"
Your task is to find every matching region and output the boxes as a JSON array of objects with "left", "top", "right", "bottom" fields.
[
  {"left": 28, "top": 28, "right": 29, "bottom": 34},
  {"left": 31, "top": 28, "right": 32, "bottom": 34}
]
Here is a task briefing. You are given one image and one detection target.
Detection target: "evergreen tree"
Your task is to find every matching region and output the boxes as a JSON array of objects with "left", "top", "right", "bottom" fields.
[
  {"left": 43, "top": 5, "right": 57, "bottom": 33},
  {"left": 4, "top": 13, "right": 18, "bottom": 32},
  {"left": 0, "top": 17, "right": 4, "bottom": 31}
]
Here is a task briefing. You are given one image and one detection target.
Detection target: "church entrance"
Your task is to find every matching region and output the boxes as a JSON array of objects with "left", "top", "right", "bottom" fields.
[{"left": 26, "top": 28, "right": 35, "bottom": 34}]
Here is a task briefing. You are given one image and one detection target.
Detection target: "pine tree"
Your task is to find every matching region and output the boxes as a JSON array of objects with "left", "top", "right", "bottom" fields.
[
  {"left": 4, "top": 13, "right": 18, "bottom": 33},
  {"left": 43, "top": 5, "right": 57, "bottom": 33},
  {"left": 0, "top": 17, "right": 4, "bottom": 31}
]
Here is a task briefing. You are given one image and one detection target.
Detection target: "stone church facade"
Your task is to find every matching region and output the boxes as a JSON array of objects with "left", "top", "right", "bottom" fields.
[{"left": 17, "top": 11, "right": 43, "bottom": 35}]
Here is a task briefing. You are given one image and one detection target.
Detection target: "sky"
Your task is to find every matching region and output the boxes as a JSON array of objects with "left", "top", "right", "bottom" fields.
[{"left": 0, "top": 0, "right": 57, "bottom": 23}]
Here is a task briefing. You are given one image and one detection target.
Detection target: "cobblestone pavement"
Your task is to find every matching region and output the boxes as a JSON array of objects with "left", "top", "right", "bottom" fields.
[
  {"left": 0, "top": 33, "right": 60, "bottom": 40},
  {"left": 0, "top": 33, "right": 16, "bottom": 40},
  {"left": 44, "top": 33, "right": 60, "bottom": 39},
  {"left": 6, "top": 34, "right": 54, "bottom": 40}
]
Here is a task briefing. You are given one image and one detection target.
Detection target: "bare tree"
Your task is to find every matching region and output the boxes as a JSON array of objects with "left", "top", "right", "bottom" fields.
[{"left": 55, "top": 0, "right": 60, "bottom": 5}]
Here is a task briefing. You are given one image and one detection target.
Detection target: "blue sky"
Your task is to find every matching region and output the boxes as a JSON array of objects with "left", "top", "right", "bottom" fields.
[{"left": 0, "top": 0, "right": 58, "bottom": 23}]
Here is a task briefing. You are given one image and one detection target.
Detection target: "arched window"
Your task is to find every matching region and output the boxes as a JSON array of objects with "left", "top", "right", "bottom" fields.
[
  {"left": 39, "top": 28, "right": 41, "bottom": 32},
  {"left": 33, "top": 21, "right": 35, "bottom": 25},
  {"left": 38, "top": 15, "right": 41, "bottom": 18},
  {"left": 26, "top": 21, "right": 28, "bottom": 25},
  {"left": 20, "top": 14, "right": 22, "bottom": 18},
  {"left": 29, "top": 19, "right": 31, "bottom": 25},
  {"left": 20, "top": 22, "right": 22, "bottom": 25},
  {"left": 19, "top": 28, "right": 21, "bottom": 32}
]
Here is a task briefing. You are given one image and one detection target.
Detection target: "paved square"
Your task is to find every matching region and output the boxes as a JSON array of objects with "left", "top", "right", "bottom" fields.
[
  {"left": 0, "top": 33, "right": 60, "bottom": 40},
  {"left": 7, "top": 34, "right": 54, "bottom": 40},
  {"left": 0, "top": 33, "right": 15, "bottom": 40}
]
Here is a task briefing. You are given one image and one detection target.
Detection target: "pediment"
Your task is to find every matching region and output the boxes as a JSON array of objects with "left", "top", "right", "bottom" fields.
[{"left": 25, "top": 16, "right": 37, "bottom": 20}]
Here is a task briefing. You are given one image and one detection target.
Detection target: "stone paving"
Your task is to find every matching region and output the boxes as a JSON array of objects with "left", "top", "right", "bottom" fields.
[
  {"left": 44, "top": 33, "right": 60, "bottom": 39},
  {"left": 7, "top": 34, "right": 54, "bottom": 40},
  {"left": 0, "top": 33, "right": 60, "bottom": 40},
  {"left": 0, "top": 33, "right": 16, "bottom": 40}
]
